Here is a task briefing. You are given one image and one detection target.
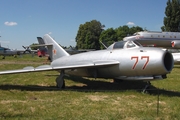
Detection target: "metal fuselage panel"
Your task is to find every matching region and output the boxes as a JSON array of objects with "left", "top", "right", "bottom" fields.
[
  {"left": 137, "top": 39, "right": 172, "bottom": 48},
  {"left": 51, "top": 47, "right": 172, "bottom": 79}
]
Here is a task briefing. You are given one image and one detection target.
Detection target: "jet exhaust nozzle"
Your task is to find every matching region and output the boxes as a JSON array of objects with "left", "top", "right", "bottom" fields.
[{"left": 163, "top": 51, "right": 174, "bottom": 72}]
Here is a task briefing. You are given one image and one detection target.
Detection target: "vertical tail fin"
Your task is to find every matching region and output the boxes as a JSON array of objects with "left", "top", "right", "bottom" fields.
[
  {"left": 42, "top": 34, "right": 70, "bottom": 61},
  {"left": 37, "top": 37, "right": 45, "bottom": 44},
  {"left": 37, "top": 36, "right": 47, "bottom": 51}
]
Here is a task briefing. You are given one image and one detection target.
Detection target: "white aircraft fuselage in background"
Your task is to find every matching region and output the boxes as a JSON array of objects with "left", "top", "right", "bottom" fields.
[{"left": 123, "top": 31, "right": 180, "bottom": 48}]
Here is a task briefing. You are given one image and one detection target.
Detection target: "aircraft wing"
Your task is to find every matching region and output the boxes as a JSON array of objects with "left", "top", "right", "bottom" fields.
[{"left": 0, "top": 60, "right": 119, "bottom": 75}]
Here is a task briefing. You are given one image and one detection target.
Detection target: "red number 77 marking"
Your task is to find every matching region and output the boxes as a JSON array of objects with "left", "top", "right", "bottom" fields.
[
  {"left": 141, "top": 56, "right": 149, "bottom": 69},
  {"left": 131, "top": 56, "right": 149, "bottom": 69},
  {"left": 131, "top": 56, "right": 138, "bottom": 69}
]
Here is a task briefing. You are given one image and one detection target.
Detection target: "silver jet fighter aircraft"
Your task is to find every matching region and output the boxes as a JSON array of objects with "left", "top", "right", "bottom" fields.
[
  {"left": 0, "top": 34, "right": 174, "bottom": 91},
  {"left": 123, "top": 31, "right": 180, "bottom": 48}
]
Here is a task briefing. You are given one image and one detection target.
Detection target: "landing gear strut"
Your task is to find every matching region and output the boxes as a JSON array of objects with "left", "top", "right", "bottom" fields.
[
  {"left": 56, "top": 71, "right": 65, "bottom": 89},
  {"left": 142, "top": 81, "right": 151, "bottom": 93}
]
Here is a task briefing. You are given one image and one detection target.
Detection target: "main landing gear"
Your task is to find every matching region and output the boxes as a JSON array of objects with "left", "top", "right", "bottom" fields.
[
  {"left": 56, "top": 70, "right": 65, "bottom": 89},
  {"left": 142, "top": 81, "right": 151, "bottom": 93}
]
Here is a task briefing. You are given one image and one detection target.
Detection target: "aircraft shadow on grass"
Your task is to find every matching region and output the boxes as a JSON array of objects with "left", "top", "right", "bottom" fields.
[
  {"left": 0, "top": 75, "right": 180, "bottom": 97},
  {"left": 173, "top": 65, "right": 180, "bottom": 68}
]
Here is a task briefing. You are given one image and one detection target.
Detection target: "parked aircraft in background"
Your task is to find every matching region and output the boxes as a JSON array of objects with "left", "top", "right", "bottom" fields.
[
  {"left": 65, "top": 46, "right": 95, "bottom": 55},
  {"left": 36, "top": 37, "right": 48, "bottom": 57},
  {"left": 22, "top": 46, "right": 37, "bottom": 54},
  {"left": 0, "top": 34, "right": 174, "bottom": 92},
  {"left": 36, "top": 37, "right": 94, "bottom": 56},
  {"left": 171, "top": 53, "right": 180, "bottom": 64},
  {"left": 123, "top": 31, "right": 180, "bottom": 48},
  {"left": 0, "top": 45, "right": 15, "bottom": 59},
  {"left": 0, "top": 44, "right": 36, "bottom": 59}
]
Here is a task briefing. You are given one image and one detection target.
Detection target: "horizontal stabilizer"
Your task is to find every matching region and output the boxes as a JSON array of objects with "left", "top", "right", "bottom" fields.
[{"left": 30, "top": 44, "right": 53, "bottom": 47}]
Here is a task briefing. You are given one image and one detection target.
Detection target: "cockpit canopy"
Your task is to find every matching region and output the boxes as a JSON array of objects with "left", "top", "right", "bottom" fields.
[{"left": 107, "top": 41, "right": 142, "bottom": 50}]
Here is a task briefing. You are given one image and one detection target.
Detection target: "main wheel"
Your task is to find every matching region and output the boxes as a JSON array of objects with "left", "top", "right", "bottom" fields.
[{"left": 56, "top": 76, "right": 65, "bottom": 89}]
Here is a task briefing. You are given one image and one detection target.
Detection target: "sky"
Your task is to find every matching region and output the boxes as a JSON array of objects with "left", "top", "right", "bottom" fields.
[{"left": 0, "top": 0, "right": 167, "bottom": 49}]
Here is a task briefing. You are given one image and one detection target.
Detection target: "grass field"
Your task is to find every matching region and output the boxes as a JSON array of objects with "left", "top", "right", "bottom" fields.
[{"left": 0, "top": 55, "right": 180, "bottom": 120}]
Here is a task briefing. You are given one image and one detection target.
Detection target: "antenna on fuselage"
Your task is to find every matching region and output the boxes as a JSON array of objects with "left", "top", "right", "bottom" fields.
[{"left": 99, "top": 40, "right": 107, "bottom": 49}]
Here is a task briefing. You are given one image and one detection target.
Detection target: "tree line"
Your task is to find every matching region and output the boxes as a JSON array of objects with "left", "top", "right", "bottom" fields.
[
  {"left": 76, "top": 20, "right": 143, "bottom": 50},
  {"left": 75, "top": 0, "right": 180, "bottom": 50},
  {"left": 30, "top": 0, "right": 180, "bottom": 50},
  {"left": 161, "top": 0, "right": 180, "bottom": 32}
]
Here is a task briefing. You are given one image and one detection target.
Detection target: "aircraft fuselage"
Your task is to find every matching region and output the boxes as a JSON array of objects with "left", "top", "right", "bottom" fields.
[
  {"left": 123, "top": 31, "right": 180, "bottom": 48},
  {"left": 51, "top": 47, "right": 173, "bottom": 80}
]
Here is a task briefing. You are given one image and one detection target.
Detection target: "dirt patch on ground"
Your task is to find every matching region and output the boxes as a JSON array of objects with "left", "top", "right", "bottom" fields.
[{"left": 87, "top": 95, "right": 108, "bottom": 101}]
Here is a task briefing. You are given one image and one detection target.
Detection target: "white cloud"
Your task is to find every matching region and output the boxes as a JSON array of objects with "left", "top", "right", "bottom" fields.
[
  {"left": 126, "top": 22, "right": 135, "bottom": 26},
  {"left": 4, "top": 21, "right": 17, "bottom": 26}
]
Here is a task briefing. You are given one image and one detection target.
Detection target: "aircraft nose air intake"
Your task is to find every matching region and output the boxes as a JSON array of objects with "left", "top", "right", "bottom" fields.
[{"left": 163, "top": 52, "right": 174, "bottom": 72}]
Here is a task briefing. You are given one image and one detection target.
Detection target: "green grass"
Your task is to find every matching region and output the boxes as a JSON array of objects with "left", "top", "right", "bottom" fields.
[
  {"left": 0, "top": 54, "right": 49, "bottom": 63},
  {"left": 0, "top": 55, "right": 180, "bottom": 119}
]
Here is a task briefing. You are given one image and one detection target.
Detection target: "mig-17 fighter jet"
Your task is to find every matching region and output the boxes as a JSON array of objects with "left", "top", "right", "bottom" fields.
[{"left": 0, "top": 34, "right": 174, "bottom": 92}]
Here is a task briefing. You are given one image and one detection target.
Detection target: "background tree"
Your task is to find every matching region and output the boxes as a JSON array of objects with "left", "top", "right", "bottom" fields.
[
  {"left": 161, "top": 0, "right": 180, "bottom": 32},
  {"left": 76, "top": 20, "right": 104, "bottom": 50},
  {"left": 129, "top": 26, "right": 144, "bottom": 35},
  {"left": 99, "top": 26, "right": 143, "bottom": 49},
  {"left": 115, "top": 25, "right": 143, "bottom": 41},
  {"left": 76, "top": 20, "right": 143, "bottom": 49},
  {"left": 115, "top": 25, "right": 130, "bottom": 41},
  {"left": 99, "top": 28, "right": 117, "bottom": 49}
]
